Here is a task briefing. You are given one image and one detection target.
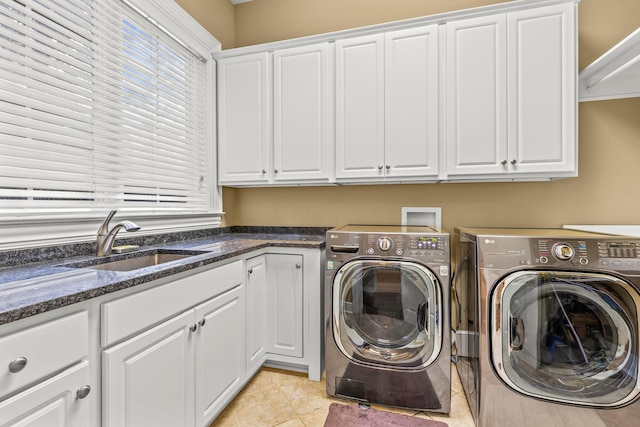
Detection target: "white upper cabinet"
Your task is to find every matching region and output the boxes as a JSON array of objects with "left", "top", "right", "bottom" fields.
[
  {"left": 507, "top": 3, "right": 576, "bottom": 176},
  {"left": 335, "top": 25, "right": 439, "bottom": 182},
  {"left": 445, "top": 2, "right": 576, "bottom": 180},
  {"left": 335, "top": 34, "right": 385, "bottom": 180},
  {"left": 218, "top": 52, "right": 271, "bottom": 184},
  {"left": 273, "top": 43, "right": 333, "bottom": 183},
  {"left": 218, "top": 44, "right": 332, "bottom": 186},
  {"left": 216, "top": 0, "right": 578, "bottom": 185},
  {"left": 445, "top": 14, "right": 507, "bottom": 176},
  {"left": 385, "top": 25, "right": 440, "bottom": 180}
]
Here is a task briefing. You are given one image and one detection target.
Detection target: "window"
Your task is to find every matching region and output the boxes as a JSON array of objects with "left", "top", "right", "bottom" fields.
[{"left": 0, "top": 0, "right": 221, "bottom": 248}]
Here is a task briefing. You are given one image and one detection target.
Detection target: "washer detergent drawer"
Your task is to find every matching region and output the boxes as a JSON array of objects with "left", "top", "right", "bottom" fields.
[{"left": 492, "top": 270, "right": 640, "bottom": 407}]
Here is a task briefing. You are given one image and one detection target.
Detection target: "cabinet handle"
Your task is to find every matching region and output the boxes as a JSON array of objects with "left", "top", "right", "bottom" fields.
[
  {"left": 261, "top": 169, "right": 266, "bottom": 174},
  {"left": 190, "top": 324, "right": 197, "bottom": 333},
  {"left": 501, "top": 160, "right": 507, "bottom": 166},
  {"left": 248, "top": 268, "right": 253, "bottom": 274},
  {"left": 378, "top": 165, "right": 383, "bottom": 170},
  {"left": 8, "top": 357, "right": 27, "bottom": 373},
  {"left": 385, "top": 164, "right": 390, "bottom": 170},
  {"left": 511, "top": 159, "right": 517, "bottom": 165},
  {"left": 199, "top": 319, "right": 206, "bottom": 327},
  {"left": 76, "top": 385, "right": 91, "bottom": 400},
  {"left": 274, "top": 169, "right": 278, "bottom": 174},
  {"left": 295, "top": 263, "right": 301, "bottom": 269}
]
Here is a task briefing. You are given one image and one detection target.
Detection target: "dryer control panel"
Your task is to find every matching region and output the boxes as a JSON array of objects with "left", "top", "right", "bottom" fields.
[
  {"left": 477, "top": 235, "right": 640, "bottom": 271},
  {"left": 595, "top": 241, "right": 640, "bottom": 271}
]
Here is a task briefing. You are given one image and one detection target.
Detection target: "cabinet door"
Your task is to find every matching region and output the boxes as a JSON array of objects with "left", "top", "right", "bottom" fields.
[
  {"left": 0, "top": 361, "right": 90, "bottom": 427},
  {"left": 103, "top": 310, "right": 195, "bottom": 427},
  {"left": 218, "top": 52, "right": 271, "bottom": 184},
  {"left": 246, "top": 255, "right": 267, "bottom": 372},
  {"left": 507, "top": 3, "right": 576, "bottom": 174},
  {"left": 273, "top": 43, "right": 332, "bottom": 182},
  {"left": 266, "top": 254, "right": 303, "bottom": 358},
  {"left": 385, "top": 25, "right": 439, "bottom": 178},
  {"left": 194, "top": 285, "right": 245, "bottom": 426},
  {"left": 445, "top": 14, "right": 508, "bottom": 176},
  {"left": 335, "top": 34, "right": 385, "bottom": 179}
]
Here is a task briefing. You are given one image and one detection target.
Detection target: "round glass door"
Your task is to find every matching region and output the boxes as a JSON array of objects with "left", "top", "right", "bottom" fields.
[
  {"left": 492, "top": 270, "right": 640, "bottom": 407},
  {"left": 332, "top": 259, "right": 442, "bottom": 368}
]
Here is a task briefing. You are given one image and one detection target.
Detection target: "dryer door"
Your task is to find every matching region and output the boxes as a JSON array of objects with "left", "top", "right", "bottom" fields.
[
  {"left": 332, "top": 259, "right": 442, "bottom": 368},
  {"left": 492, "top": 270, "right": 640, "bottom": 407}
]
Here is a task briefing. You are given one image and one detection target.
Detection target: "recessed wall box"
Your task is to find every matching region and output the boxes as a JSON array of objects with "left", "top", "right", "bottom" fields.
[{"left": 401, "top": 207, "right": 442, "bottom": 229}]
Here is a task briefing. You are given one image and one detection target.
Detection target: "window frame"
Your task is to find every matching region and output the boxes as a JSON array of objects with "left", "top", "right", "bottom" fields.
[{"left": 0, "top": 0, "right": 222, "bottom": 250}]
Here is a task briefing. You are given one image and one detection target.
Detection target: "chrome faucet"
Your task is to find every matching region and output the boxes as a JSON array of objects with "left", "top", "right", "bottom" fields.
[{"left": 96, "top": 210, "right": 141, "bottom": 256}]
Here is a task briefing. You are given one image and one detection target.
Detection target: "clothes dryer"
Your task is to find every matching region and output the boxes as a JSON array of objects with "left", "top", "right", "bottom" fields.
[
  {"left": 453, "top": 227, "right": 640, "bottom": 427},
  {"left": 325, "top": 225, "right": 451, "bottom": 412}
]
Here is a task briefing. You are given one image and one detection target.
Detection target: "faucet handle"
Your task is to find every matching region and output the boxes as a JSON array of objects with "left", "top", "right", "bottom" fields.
[{"left": 98, "top": 210, "right": 117, "bottom": 236}]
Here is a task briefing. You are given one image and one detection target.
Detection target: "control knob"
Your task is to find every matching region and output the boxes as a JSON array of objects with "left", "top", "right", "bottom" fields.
[
  {"left": 552, "top": 243, "right": 575, "bottom": 261},
  {"left": 378, "top": 237, "right": 392, "bottom": 252}
]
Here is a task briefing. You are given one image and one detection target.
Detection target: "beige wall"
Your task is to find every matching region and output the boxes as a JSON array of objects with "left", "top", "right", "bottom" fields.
[
  {"left": 183, "top": 0, "right": 640, "bottom": 233},
  {"left": 233, "top": 0, "right": 508, "bottom": 47},
  {"left": 175, "top": 0, "right": 235, "bottom": 49}
]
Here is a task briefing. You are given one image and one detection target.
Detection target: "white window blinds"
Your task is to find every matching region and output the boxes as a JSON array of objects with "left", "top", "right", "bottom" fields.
[{"left": 0, "top": 0, "right": 212, "bottom": 218}]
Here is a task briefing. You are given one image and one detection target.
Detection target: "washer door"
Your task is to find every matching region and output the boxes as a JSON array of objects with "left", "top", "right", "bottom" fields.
[
  {"left": 332, "top": 259, "right": 442, "bottom": 368},
  {"left": 492, "top": 270, "right": 640, "bottom": 407}
]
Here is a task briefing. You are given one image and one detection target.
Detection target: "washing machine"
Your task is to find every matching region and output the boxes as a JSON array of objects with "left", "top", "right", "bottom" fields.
[
  {"left": 453, "top": 227, "right": 640, "bottom": 427},
  {"left": 325, "top": 225, "right": 451, "bottom": 412}
]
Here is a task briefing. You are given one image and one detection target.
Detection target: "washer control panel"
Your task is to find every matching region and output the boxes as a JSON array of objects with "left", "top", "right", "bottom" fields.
[
  {"left": 365, "top": 234, "right": 447, "bottom": 259},
  {"left": 326, "top": 228, "right": 448, "bottom": 263}
]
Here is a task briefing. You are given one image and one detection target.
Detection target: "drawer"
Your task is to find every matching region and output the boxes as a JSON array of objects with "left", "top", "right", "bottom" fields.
[
  {"left": 0, "top": 311, "right": 88, "bottom": 398},
  {"left": 102, "top": 260, "right": 243, "bottom": 347}
]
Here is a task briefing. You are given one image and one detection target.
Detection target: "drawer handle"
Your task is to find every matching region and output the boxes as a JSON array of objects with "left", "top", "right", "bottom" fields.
[
  {"left": 199, "top": 319, "right": 206, "bottom": 328},
  {"left": 190, "top": 324, "right": 197, "bottom": 333},
  {"left": 76, "top": 385, "right": 91, "bottom": 400},
  {"left": 8, "top": 357, "right": 27, "bottom": 373}
]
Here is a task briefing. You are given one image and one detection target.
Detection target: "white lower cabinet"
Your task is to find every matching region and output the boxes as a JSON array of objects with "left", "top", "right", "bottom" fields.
[
  {"left": 0, "top": 361, "right": 91, "bottom": 427},
  {"left": 0, "top": 311, "right": 90, "bottom": 427},
  {"left": 245, "top": 249, "right": 323, "bottom": 382},
  {"left": 103, "top": 285, "right": 246, "bottom": 427},
  {"left": 103, "top": 309, "right": 196, "bottom": 427},
  {"left": 246, "top": 255, "right": 267, "bottom": 373},
  {"left": 101, "top": 261, "right": 245, "bottom": 427},
  {"left": 266, "top": 253, "right": 303, "bottom": 358},
  {"left": 195, "top": 286, "right": 245, "bottom": 425}
]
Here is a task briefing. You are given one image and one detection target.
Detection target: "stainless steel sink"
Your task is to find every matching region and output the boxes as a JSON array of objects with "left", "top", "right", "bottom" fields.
[{"left": 60, "top": 249, "right": 208, "bottom": 272}]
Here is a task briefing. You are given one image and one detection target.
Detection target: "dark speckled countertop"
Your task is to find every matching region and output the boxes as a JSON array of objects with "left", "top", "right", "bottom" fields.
[{"left": 0, "top": 226, "right": 328, "bottom": 326}]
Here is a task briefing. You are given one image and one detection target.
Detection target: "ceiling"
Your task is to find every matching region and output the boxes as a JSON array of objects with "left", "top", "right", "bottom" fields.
[{"left": 230, "top": 0, "right": 254, "bottom": 4}]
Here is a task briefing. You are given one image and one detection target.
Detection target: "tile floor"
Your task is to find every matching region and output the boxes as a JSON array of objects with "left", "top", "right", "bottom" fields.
[{"left": 209, "top": 364, "right": 475, "bottom": 427}]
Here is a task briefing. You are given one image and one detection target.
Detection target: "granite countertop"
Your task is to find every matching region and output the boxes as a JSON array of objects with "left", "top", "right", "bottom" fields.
[{"left": 0, "top": 226, "right": 328, "bottom": 326}]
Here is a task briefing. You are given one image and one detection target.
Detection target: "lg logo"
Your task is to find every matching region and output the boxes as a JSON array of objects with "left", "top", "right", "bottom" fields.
[{"left": 484, "top": 239, "right": 496, "bottom": 244}]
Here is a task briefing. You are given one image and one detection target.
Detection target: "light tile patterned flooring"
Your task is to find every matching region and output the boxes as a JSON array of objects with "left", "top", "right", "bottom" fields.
[{"left": 209, "top": 363, "right": 475, "bottom": 427}]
